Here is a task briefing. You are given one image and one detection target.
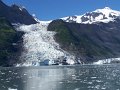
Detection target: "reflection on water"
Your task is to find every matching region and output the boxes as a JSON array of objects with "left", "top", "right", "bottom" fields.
[
  {"left": 24, "top": 68, "right": 70, "bottom": 90},
  {"left": 0, "top": 65, "right": 120, "bottom": 90}
]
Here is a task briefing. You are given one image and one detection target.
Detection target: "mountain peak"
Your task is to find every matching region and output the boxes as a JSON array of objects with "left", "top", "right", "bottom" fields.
[
  {"left": 0, "top": 0, "right": 37, "bottom": 25},
  {"left": 94, "top": 7, "right": 120, "bottom": 15},
  {"left": 62, "top": 7, "right": 120, "bottom": 24},
  {"left": 11, "top": 4, "right": 25, "bottom": 11},
  {"left": 95, "top": 7, "right": 117, "bottom": 12},
  {"left": 104, "top": 7, "right": 112, "bottom": 10}
]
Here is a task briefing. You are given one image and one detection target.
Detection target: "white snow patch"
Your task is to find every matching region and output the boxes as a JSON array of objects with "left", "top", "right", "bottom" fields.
[
  {"left": 18, "top": 6, "right": 25, "bottom": 11},
  {"left": 32, "top": 15, "right": 52, "bottom": 24},
  {"left": 19, "top": 8, "right": 22, "bottom": 11}
]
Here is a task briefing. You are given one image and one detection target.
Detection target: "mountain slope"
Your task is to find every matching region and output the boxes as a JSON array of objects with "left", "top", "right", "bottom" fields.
[
  {"left": 0, "top": 0, "right": 37, "bottom": 25},
  {"left": 0, "top": 17, "right": 23, "bottom": 66},
  {"left": 48, "top": 18, "right": 120, "bottom": 63}
]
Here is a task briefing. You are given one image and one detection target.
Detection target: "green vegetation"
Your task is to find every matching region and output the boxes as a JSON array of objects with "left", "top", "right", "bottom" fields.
[
  {"left": 48, "top": 20, "right": 78, "bottom": 45},
  {"left": 48, "top": 19, "right": 115, "bottom": 62},
  {"left": 0, "top": 17, "right": 23, "bottom": 66}
]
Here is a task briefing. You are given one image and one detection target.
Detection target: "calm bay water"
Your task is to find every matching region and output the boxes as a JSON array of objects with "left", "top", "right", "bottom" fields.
[{"left": 0, "top": 65, "right": 120, "bottom": 90}]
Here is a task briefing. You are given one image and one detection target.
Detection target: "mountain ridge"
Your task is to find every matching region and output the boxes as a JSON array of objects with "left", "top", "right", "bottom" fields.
[
  {"left": 0, "top": 0, "right": 37, "bottom": 25},
  {"left": 60, "top": 7, "right": 120, "bottom": 24},
  {"left": 36, "top": 7, "right": 120, "bottom": 25}
]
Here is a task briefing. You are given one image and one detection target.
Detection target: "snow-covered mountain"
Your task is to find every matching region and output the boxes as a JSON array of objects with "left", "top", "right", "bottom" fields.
[
  {"left": 62, "top": 7, "right": 120, "bottom": 24},
  {"left": 32, "top": 7, "right": 120, "bottom": 25},
  {"left": 2, "top": 0, "right": 120, "bottom": 66},
  {"left": 16, "top": 7, "right": 120, "bottom": 66}
]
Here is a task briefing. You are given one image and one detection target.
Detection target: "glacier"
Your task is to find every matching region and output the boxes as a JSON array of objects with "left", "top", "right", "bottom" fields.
[
  {"left": 16, "top": 22, "right": 75, "bottom": 66},
  {"left": 93, "top": 58, "right": 120, "bottom": 65}
]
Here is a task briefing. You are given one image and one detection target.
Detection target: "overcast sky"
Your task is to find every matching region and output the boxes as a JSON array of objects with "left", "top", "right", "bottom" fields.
[{"left": 3, "top": 0, "right": 120, "bottom": 21}]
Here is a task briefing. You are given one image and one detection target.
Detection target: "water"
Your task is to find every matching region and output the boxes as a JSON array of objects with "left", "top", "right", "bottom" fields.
[{"left": 0, "top": 65, "right": 120, "bottom": 90}]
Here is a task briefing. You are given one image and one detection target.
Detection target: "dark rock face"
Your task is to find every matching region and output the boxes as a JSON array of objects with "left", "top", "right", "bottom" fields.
[
  {"left": 81, "top": 12, "right": 104, "bottom": 22},
  {"left": 0, "top": 0, "right": 37, "bottom": 25},
  {"left": 48, "top": 19, "right": 120, "bottom": 63},
  {"left": 0, "top": 17, "right": 23, "bottom": 66}
]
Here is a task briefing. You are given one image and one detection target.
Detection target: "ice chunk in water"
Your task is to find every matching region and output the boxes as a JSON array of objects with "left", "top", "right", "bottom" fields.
[{"left": 8, "top": 88, "right": 17, "bottom": 90}]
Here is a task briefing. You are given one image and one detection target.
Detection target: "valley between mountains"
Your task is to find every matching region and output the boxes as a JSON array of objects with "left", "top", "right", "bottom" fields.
[{"left": 1, "top": 0, "right": 120, "bottom": 66}]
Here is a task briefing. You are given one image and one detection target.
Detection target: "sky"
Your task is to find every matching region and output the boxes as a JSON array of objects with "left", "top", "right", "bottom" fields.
[{"left": 3, "top": 0, "right": 120, "bottom": 21}]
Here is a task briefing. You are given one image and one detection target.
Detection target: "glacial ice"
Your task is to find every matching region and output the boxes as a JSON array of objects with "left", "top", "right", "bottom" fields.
[
  {"left": 93, "top": 58, "right": 120, "bottom": 65},
  {"left": 16, "top": 22, "right": 75, "bottom": 66}
]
